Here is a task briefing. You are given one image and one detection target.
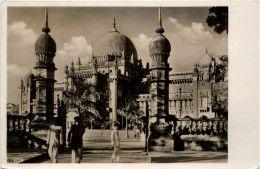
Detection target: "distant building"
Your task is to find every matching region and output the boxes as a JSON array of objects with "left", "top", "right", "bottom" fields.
[
  {"left": 138, "top": 50, "right": 228, "bottom": 119},
  {"left": 19, "top": 72, "right": 35, "bottom": 114}
]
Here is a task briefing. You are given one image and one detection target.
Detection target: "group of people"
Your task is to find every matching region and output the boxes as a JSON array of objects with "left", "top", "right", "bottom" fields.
[{"left": 46, "top": 117, "right": 121, "bottom": 163}]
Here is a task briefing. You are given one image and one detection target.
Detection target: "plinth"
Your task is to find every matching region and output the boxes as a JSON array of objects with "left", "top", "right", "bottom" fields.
[{"left": 148, "top": 117, "right": 174, "bottom": 152}]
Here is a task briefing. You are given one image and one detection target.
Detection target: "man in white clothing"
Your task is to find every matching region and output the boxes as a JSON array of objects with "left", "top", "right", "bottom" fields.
[
  {"left": 47, "top": 118, "right": 63, "bottom": 163},
  {"left": 111, "top": 122, "right": 120, "bottom": 162}
]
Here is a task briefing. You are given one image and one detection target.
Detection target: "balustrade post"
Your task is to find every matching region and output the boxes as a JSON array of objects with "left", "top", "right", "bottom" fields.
[
  {"left": 7, "top": 117, "right": 10, "bottom": 133},
  {"left": 23, "top": 118, "right": 27, "bottom": 133},
  {"left": 18, "top": 117, "right": 21, "bottom": 132},
  {"left": 12, "top": 117, "right": 15, "bottom": 132},
  {"left": 29, "top": 119, "right": 32, "bottom": 133}
]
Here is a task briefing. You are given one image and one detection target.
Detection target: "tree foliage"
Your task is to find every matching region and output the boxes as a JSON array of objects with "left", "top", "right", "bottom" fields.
[
  {"left": 215, "top": 55, "right": 228, "bottom": 82},
  {"left": 117, "top": 99, "right": 143, "bottom": 122},
  {"left": 67, "top": 75, "right": 101, "bottom": 121},
  {"left": 206, "top": 7, "right": 228, "bottom": 34}
]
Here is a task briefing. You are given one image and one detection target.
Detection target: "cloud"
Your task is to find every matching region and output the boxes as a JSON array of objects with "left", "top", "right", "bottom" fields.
[
  {"left": 7, "top": 21, "right": 39, "bottom": 104},
  {"left": 57, "top": 36, "right": 92, "bottom": 60},
  {"left": 165, "top": 17, "right": 228, "bottom": 72},
  {"left": 55, "top": 36, "right": 92, "bottom": 82},
  {"left": 132, "top": 33, "right": 152, "bottom": 65},
  {"left": 7, "top": 64, "right": 31, "bottom": 104},
  {"left": 7, "top": 64, "right": 30, "bottom": 77},
  {"left": 8, "top": 21, "right": 38, "bottom": 45},
  {"left": 132, "top": 18, "right": 227, "bottom": 73}
]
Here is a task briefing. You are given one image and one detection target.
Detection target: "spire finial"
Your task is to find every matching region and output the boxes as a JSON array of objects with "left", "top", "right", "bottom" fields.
[
  {"left": 159, "top": 7, "right": 162, "bottom": 28},
  {"left": 111, "top": 17, "right": 118, "bottom": 32},
  {"left": 92, "top": 41, "right": 94, "bottom": 58},
  {"left": 156, "top": 7, "right": 164, "bottom": 34},
  {"left": 42, "top": 7, "right": 50, "bottom": 33},
  {"left": 45, "top": 8, "right": 48, "bottom": 27},
  {"left": 114, "top": 17, "right": 116, "bottom": 29},
  {"left": 71, "top": 58, "right": 74, "bottom": 66},
  {"left": 206, "top": 48, "right": 208, "bottom": 54}
]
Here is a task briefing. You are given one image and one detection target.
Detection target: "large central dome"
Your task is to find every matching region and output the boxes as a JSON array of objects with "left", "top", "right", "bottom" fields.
[{"left": 93, "top": 21, "right": 137, "bottom": 62}]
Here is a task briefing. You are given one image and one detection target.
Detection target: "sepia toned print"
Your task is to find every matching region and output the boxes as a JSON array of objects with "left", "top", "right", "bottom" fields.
[{"left": 6, "top": 6, "right": 228, "bottom": 163}]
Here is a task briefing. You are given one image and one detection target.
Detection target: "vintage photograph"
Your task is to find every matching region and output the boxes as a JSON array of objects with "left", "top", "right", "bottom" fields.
[{"left": 6, "top": 6, "right": 228, "bottom": 163}]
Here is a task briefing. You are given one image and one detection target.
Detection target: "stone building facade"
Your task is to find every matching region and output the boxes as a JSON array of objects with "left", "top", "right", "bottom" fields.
[
  {"left": 138, "top": 50, "right": 228, "bottom": 120},
  {"left": 19, "top": 8, "right": 227, "bottom": 124}
]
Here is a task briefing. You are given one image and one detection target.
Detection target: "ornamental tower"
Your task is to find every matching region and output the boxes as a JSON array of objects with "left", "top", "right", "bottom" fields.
[
  {"left": 33, "top": 8, "right": 57, "bottom": 121},
  {"left": 149, "top": 7, "right": 171, "bottom": 123},
  {"left": 148, "top": 7, "right": 174, "bottom": 152}
]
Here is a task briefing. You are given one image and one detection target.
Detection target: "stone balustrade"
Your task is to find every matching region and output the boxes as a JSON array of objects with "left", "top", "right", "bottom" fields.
[
  {"left": 7, "top": 115, "right": 32, "bottom": 134},
  {"left": 170, "top": 118, "right": 227, "bottom": 136}
]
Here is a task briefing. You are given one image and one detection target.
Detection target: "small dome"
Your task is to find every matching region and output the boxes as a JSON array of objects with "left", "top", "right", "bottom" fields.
[
  {"left": 93, "top": 30, "right": 137, "bottom": 62},
  {"left": 23, "top": 72, "right": 35, "bottom": 84},
  {"left": 35, "top": 33, "right": 56, "bottom": 54},
  {"left": 198, "top": 52, "right": 214, "bottom": 67},
  {"left": 149, "top": 34, "right": 171, "bottom": 55}
]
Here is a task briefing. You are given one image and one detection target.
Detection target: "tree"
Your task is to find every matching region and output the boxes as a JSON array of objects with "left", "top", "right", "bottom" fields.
[
  {"left": 206, "top": 7, "right": 228, "bottom": 34},
  {"left": 117, "top": 99, "right": 143, "bottom": 138},
  {"left": 215, "top": 55, "right": 228, "bottom": 82},
  {"left": 66, "top": 75, "right": 101, "bottom": 125}
]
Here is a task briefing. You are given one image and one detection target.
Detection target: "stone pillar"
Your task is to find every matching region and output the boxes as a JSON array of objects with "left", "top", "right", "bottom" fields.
[
  {"left": 19, "top": 80, "right": 23, "bottom": 115},
  {"left": 109, "top": 62, "right": 118, "bottom": 124}
]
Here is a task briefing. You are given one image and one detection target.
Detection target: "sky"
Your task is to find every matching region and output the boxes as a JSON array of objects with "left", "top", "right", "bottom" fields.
[{"left": 7, "top": 7, "right": 228, "bottom": 104}]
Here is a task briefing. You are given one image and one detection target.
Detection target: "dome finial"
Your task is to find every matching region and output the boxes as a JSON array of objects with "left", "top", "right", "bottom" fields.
[
  {"left": 111, "top": 17, "right": 118, "bottom": 32},
  {"left": 92, "top": 41, "right": 94, "bottom": 58},
  {"left": 114, "top": 17, "right": 116, "bottom": 29},
  {"left": 159, "top": 7, "right": 162, "bottom": 28},
  {"left": 45, "top": 8, "right": 48, "bottom": 27},
  {"left": 156, "top": 7, "right": 165, "bottom": 34},
  {"left": 42, "top": 7, "right": 50, "bottom": 33}
]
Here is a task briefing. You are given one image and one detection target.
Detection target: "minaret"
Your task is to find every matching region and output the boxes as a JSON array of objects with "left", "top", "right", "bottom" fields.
[
  {"left": 68, "top": 59, "right": 75, "bottom": 91},
  {"left": 148, "top": 7, "right": 173, "bottom": 152},
  {"left": 149, "top": 7, "right": 171, "bottom": 121},
  {"left": 76, "top": 55, "right": 81, "bottom": 71},
  {"left": 34, "top": 8, "right": 57, "bottom": 121},
  {"left": 109, "top": 18, "right": 119, "bottom": 125},
  {"left": 92, "top": 47, "right": 98, "bottom": 86},
  {"left": 64, "top": 65, "right": 69, "bottom": 91}
]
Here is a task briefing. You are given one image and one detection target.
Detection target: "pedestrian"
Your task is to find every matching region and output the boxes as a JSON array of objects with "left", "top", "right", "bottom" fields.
[
  {"left": 136, "top": 128, "right": 140, "bottom": 140},
  {"left": 46, "top": 117, "right": 63, "bottom": 163},
  {"left": 111, "top": 122, "right": 120, "bottom": 162},
  {"left": 67, "top": 116, "right": 85, "bottom": 163}
]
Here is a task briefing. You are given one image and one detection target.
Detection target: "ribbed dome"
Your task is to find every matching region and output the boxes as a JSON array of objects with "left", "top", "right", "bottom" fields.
[
  {"left": 93, "top": 30, "right": 137, "bottom": 61},
  {"left": 35, "top": 33, "right": 56, "bottom": 54},
  {"left": 149, "top": 34, "right": 171, "bottom": 55},
  {"left": 198, "top": 52, "right": 214, "bottom": 67}
]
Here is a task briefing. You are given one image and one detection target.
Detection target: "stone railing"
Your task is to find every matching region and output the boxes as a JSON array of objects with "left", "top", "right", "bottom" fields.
[
  {"left": 7, "top": 115, "right": 32, "bottom": 134},
  {"left": 171, "top": 118, "right": 227, "bottom": 136}
]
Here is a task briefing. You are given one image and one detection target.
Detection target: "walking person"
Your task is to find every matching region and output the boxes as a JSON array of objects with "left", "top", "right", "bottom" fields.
[
  {"left": 47, "top": 118, "right": 63, "bottom": 163},
  {"left": 111, "top": 122, "right": 120, "bottom": 162},
  {"left": 67, "top": 116, "right": 85, "bottom": 163},
  {"left": 136, "top": 128, "right": 140, "bottom": 140}
]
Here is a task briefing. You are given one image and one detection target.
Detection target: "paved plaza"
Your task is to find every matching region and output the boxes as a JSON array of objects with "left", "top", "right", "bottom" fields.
[{"left": 7, "top": 134, "right": 227, "bottom": 163}]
